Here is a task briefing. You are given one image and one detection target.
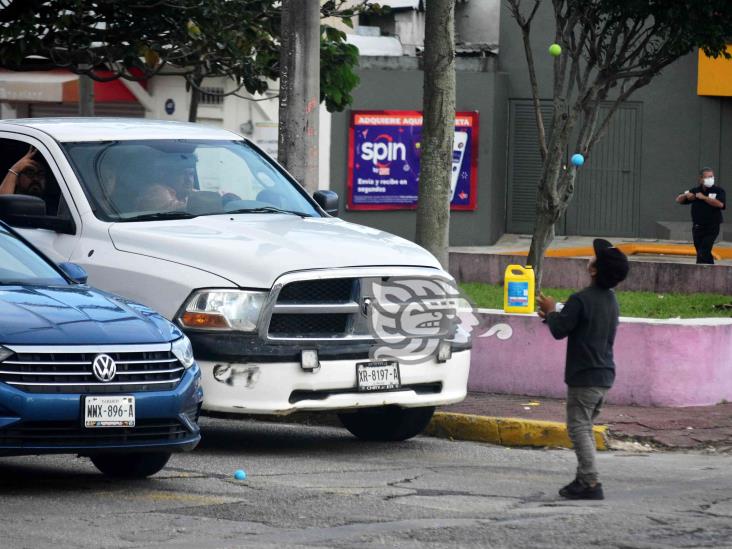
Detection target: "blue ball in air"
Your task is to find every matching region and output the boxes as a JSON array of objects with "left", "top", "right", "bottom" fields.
[
  {"left": 234, "top": 469, "right": 247, "bottom": 480},
  {"left": 571, "top": 153, "right": 585, "bottom": 167}
]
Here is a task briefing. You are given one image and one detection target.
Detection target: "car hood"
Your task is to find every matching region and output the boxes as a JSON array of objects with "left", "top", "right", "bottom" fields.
[
  {"left": 0, "top": 285, "right": 182, "bottom": 346},
  {"left": 108, "top": 215, "right": 442, "bottom": 288}
]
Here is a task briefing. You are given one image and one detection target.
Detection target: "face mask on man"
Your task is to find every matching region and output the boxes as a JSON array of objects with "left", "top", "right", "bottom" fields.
[{"left": 703, "top": 177, "right": 715, "bottom": 188}]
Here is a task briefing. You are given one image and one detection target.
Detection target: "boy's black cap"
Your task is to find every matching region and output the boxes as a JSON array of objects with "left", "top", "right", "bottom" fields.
[{"left": 593, "top": 238, "right": 629, "bottom": 289}]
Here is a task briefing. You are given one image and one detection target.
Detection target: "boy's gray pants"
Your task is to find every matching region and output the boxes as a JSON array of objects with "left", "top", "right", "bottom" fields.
[{"left": 566, "top": 386, "right": 609, "bottom": 484}]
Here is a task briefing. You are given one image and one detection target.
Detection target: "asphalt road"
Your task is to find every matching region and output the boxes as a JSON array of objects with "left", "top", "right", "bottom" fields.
[{"left": 1, "top": 417, "right": 731, "bottom": 549}]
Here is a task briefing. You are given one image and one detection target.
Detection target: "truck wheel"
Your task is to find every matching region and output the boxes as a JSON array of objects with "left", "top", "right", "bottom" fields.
[
  {"left": 90, "top": 452, "right": 171, "bottom": 478},
  {"left": 338, "top": 406, "right": 435, "bottom": 441}
]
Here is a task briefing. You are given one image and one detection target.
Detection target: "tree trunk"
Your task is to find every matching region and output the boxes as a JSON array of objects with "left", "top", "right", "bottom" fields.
[
  {"left": 415, "top": 0, "right": 456, "bottom": 269},
  {"left": 188, "top": 75, "right": 203, "bottom": 123},
  {"left": 526, "top": 139, "right": 574, "bottom": 289},
  {"left": 277, "top": 0, "right": 320, "bottom": 193},
  {"left": 527, "top": 209, "right": 556, "bottom": 290}
]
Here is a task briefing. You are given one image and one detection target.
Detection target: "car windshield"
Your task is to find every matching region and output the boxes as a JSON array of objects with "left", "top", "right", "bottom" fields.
[
  {"left": 62, "top": 140, "right": 321, "bottom": 221},
  {"left": 0, "top": 227, "right": 67, "bottom": 285}
]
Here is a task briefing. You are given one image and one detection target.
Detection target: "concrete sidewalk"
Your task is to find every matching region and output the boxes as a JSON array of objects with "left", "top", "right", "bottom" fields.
[{"left": 439, "top": 392, "right": 732, "bottom": 451}]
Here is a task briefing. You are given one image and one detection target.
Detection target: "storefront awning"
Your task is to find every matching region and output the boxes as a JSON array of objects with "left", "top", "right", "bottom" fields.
[
  {"left": 367, "top": 0, "right": 421, "bottom": 10},
  {"left": 0, "top": 70, "right": 143, "bottom": 103},
  {"left": 347, "top": 35, "right": 404, "bottom": 56}
]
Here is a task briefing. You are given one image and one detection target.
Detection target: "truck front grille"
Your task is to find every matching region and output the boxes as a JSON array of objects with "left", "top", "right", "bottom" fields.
[
  {"left": 0, "top": 345, "right": 183, "bottom": 394},
  {"left": 276, "top": 278, "right": 356, "bottom": 303},
  {"left": 268, "top": 313, "right": 350, "bottom": 337},
  {"left": 262, "top": 268, "right": 447, "bottom": 342}
]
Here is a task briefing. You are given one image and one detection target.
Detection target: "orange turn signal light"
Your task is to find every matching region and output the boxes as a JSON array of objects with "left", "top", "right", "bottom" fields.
[{"left": 180, "top": 312, "right": 229, "bottom": 329}]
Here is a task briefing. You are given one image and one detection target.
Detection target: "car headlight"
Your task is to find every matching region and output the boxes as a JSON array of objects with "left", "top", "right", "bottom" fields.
[
  {"left": 179, "top": 290, "right": 267, "bottom": 332},
  {"left": 0, "top": 345, "right": 12, "bottom": 362},
  {"left": 171, "top": 335, "right": 195, "bottom": 369}
]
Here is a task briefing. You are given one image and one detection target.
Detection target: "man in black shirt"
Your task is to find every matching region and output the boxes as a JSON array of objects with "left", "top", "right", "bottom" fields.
[
  {"left": 537, "top": 239, "right": 629, "bottom": 500},
  {"left": 676, "top": 167, "right": 726, "bottom": 264}
]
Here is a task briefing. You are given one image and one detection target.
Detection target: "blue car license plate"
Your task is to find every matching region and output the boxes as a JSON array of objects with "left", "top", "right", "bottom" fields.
[{"left": 84, "top": 396, "right": 136, "bottom": 428}]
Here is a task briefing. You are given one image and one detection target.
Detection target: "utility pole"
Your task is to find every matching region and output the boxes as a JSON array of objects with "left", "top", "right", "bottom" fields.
[
  {"left": 78, "top": 68, "right": 95, "bottom": 116},
  {"left": 415, "top": 0, "right": 456, "bottom": 268},
  {"left": 277, "top": 0, "right": 320, "bottom": 193}
]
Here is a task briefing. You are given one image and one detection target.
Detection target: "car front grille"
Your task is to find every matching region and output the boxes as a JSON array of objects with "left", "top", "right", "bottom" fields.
[
  {"left": 0, "top": 344, "right": 183, "bottom": 394},
  {"left": 0, "top": 419, "right": 190, "bottom": 448}
]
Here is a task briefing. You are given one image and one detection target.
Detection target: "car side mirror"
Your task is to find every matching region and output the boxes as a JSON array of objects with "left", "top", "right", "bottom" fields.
[
  {"left": 58, "top": 262, "right": 88, "bottom": 284},
  {"left": 0, "top": 194, "right": 75, "bottom": 235},
  {"left": 313, "top": 190, "right": 339, "bottom": 217}
]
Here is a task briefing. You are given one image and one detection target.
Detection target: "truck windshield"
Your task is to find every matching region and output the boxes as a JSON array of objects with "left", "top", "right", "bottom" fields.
[
  {"left": 62, "top": 140, "right": 321, "bottom": 221},
  {"left": 0, "top": 227, "right": 67, "bottom": 285}
]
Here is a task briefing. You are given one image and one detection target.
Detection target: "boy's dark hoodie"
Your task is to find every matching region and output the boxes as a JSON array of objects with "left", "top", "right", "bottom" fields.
[
  {"left": 545, "top": 285, "right": 619, "bottom": 387},
  {"left": 544, "top": 239, "right": 629, "bottom": 388}
]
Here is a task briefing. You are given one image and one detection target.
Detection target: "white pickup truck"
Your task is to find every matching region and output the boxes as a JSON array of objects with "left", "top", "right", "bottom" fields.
[{"left": 0, "top": 118, "right": 471, "bottom": 441}]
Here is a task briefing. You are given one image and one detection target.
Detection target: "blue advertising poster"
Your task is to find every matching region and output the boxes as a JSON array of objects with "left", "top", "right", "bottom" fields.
[{"left": 347, "top": 110, "right": 479, "bottom": 210}]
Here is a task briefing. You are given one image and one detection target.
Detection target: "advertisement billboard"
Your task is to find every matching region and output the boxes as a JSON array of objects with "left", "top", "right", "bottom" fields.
[{"left": 347, "top": 110, "right": 479, "bottom": 210}]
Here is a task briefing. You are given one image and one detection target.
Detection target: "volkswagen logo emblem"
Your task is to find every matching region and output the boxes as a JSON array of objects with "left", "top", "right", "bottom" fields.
[{"left": 92, "top": 354, "right": 117, "bottom": 382}]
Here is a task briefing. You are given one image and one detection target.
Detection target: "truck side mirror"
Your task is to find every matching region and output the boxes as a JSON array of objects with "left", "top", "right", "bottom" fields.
[
  {"left": 0, "top": 194, "right": 75, "bottom": 235},
  {"left": 313, "top": 190, "right": 339, "bottom": 217},
  {"left": 58, "top": 262, "right": 88, "bottom": 284},
  {"left": 0, "top": 194, "right": 46, "bottom": 216}
]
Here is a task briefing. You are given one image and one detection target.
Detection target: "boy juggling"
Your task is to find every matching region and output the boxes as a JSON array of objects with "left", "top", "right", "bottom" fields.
[{"left": 537, "top": 239, "right": 629, "bottom": 500}]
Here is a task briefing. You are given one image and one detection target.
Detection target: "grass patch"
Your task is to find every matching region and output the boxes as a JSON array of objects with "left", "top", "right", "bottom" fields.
[{"left": 459, "top": 282, "right": 732, "bottom": 319}]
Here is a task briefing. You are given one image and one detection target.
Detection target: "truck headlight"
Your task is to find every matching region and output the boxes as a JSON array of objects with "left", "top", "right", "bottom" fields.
[
  {"left": 171, "top": 335, "right": 195, "bottom": 369},
  {"left": 179, "top": 290, "right": 267, "bottom": 332}
]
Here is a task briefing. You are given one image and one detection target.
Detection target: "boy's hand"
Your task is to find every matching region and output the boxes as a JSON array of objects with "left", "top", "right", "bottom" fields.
[{"left": 537, "top": 292, "right": 556, "bottom": 319}]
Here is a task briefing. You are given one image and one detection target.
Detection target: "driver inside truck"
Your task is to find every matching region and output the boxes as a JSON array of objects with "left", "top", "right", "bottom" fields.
[{"left": 0, "top": 145, "right": 47, "bottom": 199}]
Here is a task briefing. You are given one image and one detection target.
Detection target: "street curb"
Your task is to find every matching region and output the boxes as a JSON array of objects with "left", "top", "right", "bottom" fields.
[
  {"left": 425, "top": 412, "right": 609, "bottom": 450},
  {"left": 203, "top": 410, "right": 608, "bottom": 450}
]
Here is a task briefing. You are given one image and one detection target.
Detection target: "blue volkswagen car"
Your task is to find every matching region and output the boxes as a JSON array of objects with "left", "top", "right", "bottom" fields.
[{"left": 0, "top": 219, "right": 202, "bottom": 477}]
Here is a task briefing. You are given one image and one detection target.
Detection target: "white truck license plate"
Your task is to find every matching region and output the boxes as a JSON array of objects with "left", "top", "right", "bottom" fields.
[
  {"left": 356, "top": 361, "right": 401, "bottom": 392},
  {"left": 84, "top": 396, "right": 136, "bottom": 428}
]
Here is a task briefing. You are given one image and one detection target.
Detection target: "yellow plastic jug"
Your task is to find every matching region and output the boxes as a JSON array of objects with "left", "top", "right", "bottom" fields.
[{"left": 503, "top": 265, "right": 535, "bottom": 314}]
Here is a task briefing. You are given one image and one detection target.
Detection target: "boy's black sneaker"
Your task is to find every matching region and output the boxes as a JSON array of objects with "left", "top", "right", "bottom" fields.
[{"left": 559, "top": 479, "right": 604, "bottom": 500}]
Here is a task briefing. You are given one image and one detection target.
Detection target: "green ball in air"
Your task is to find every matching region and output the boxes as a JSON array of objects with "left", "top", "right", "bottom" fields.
[{"left": 549, "top": 44, "right": 562, "bottom": 57}]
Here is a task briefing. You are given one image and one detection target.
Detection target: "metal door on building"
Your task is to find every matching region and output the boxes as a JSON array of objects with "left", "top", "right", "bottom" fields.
[
  {"left": 565, "top": 102, "right": 642, "bottom": 237},
  {"left": 506, "top": 100, "right": 555, "bottom": 234},
  {"left": 507, "top": 100, "right": 641, "bottom": 237}
]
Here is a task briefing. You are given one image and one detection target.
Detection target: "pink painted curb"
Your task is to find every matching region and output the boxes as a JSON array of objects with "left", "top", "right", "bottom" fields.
[{"left": 469, "top": 310, "right": 732, "bottom": 407}]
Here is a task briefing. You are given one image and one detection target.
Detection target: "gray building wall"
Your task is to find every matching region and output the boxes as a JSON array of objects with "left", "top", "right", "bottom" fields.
[
  {"left": 498, "top": 2, "right": 731, "bottom": 238},
  {"left": 329, "top": 56, "right": 507, "bottom": 246}
]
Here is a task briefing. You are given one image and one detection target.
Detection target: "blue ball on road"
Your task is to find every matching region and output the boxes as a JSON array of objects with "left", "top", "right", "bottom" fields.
[
  {"left": 571, "top": 153, "right": 585, "bottom": 167},
  {"left": 234, "top": 469, "right": 247, "bottom": 480}
]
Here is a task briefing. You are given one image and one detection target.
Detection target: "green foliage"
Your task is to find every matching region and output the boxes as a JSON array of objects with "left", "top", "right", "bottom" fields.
[
  {"left": 320, "top": 25, "right": 360, "bottom": 112},
  {"left": 460, "top": 282, "right": 732, "bottom": 319},
  {"left": 0, "top": 0, "right": 370, "bottom": 111}
]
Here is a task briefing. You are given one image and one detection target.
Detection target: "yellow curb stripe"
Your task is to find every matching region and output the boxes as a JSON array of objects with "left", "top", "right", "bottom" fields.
[
  {"left": 500, "top": 243, "right": 732, "bottom": 260},
  {"left": 426, "top": 412, "right": 608, "bottom": 451}
]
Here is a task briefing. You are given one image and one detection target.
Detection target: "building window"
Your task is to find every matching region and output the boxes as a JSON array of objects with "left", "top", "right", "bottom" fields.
[{"left": 200, "top": 87, "right": 224, "bottom": 105}]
